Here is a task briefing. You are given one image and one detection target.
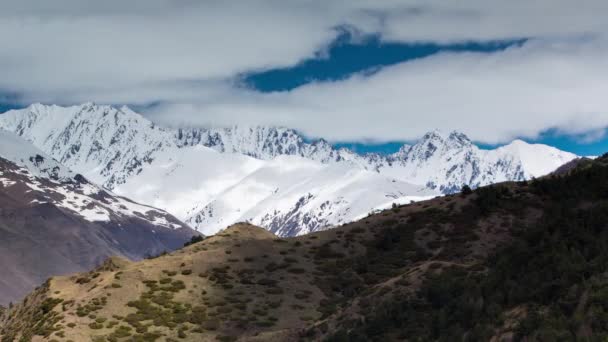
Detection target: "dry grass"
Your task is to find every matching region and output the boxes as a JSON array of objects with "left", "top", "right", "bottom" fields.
[{"left": 0, "top": 191, "right": 517, "bottom": 341}]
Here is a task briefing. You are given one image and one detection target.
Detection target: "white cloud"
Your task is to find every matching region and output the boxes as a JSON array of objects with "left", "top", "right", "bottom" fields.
[
  {"left": 145, "top": 37, "right": 608, "bottom": 144},
  {"left": 2, "top": 1, "right": 608, "bottom": 143},
  {"left": 0, "top": 1, "right": 341, "bottom": 97}
]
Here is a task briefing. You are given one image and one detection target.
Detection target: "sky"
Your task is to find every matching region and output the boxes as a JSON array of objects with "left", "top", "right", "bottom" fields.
[{"left": 1, "top": 1, "right": 608, "bottom": 156}]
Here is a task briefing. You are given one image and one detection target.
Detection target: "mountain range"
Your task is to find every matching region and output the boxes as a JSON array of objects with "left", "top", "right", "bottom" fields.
[
  {"left": 3, "top": 153, "right": 608, "bottom": 341},
  {"left": 0, "top": 103, "right": 577, "bottom": 236}
]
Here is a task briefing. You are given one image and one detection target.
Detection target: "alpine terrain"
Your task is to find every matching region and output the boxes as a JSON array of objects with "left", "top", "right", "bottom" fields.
[
  {"left": 0, "top": 130, "right": 196, "bottom": 305},
  {"left": 2, "top": 153, "right": 608, "bottom": 341},
  {"left": 0, "top": 103, "right": 577, "bottom": 236}
]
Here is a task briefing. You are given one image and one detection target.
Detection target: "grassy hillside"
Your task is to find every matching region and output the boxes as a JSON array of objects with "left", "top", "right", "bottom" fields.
[{"left": 2, "top": 154, "right": 608, "bottom": 341}]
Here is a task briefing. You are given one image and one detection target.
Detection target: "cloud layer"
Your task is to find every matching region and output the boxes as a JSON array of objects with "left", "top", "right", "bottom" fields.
[{"left": 2, "top": 1, "right": 608, "bottom": 143}]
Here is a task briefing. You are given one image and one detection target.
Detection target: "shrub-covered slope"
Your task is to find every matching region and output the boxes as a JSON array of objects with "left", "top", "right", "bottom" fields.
[{"left": 3, "top": 154, "right": 608, "bottom": 341}]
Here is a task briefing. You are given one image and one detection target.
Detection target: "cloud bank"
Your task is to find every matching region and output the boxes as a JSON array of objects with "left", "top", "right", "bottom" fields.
[{"left": 2, "top": 0, "right": 608, "bottom": 143}]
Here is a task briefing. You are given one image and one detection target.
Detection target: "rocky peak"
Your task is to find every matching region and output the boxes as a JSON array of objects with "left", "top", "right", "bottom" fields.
[
  {"left": 0, "top": 103, "right": 578, "bottom": 201},
  {"left": 404, "top": 130, "right": 469, "bottom": 162},
  {"left": 447, "top": 131, "right": 472, "bottom": 146}
]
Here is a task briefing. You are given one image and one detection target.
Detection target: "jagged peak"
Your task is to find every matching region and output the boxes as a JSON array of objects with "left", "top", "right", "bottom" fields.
[
  {"left": 418, "top": 129, "right": 471, "bottom": 143},
  {"left": 77, "top": 102, "right": 124, "bottom": 114},
  {"left": 420, "top": 129, "right": 448, "bottom": 141},
  {"left": 394, "top": 144, "right": 412, "bottom": 155},
  {"left": 22, "top": 102, "right": 127, "bottom": 116},
  {"left": 447, "top": 130, "right": 471, "bottom": 142},
  {"left": 80, "top": 101, "right": 97, "bottom": 108},
  {"left": 311, "top": 137, "right": 330, "bottom": 146},
  {"left": 411, "top": 130, "right": 473, "bottom": 153},
  {"left": 2, "top": 104, "right": 578, "bottom": 184}
]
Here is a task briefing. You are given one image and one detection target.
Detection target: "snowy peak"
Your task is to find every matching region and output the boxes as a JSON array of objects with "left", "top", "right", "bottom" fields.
[
  {"left": 0, "top": 103, "right": 580, "bottom": 236},
  {"left": 185, "top": 155, "right": 435, "bottom": 236},
  {"left": 493, "top": 139, "right": 578, "bottom": 178},
  {"left": 406, "top": 129, "right": 472, "bottom": 159},
  {"left": 447, "top": 131, "right": 473, "bottom": 147},
  {"left": 175, "top": 125, "right": 307, "bottom": 160},
  {"left": 375, "top": 129, "right": 577, "bottom": 193},
  {"left": 0, "top": 103, "right": 176, "bottom": 188}
]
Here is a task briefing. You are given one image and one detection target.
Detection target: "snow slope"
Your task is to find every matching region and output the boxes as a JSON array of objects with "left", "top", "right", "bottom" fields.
[
  {"left": 113, "top": 145, "right": 265, "bottom": 220},
  {"left": 0, "top": 103, "right": 175, "bottom": 188},
  {"left": 111, "top": 147, "right": 434, "bottom": 236},
  {"left": 0, "top": 103, "right": 578, "bottom": 236},
  {"left": 0, "top": 129, "right": 187, "bottom": 230},
  {"left": 187, "top": 155, "right": 434, "bottom": 236},
  {"left": 0, "top": 104, "right": 435, "bottom": 236},
  {"left": 0, "top": 129, "right": 72, "bottom": 181},
  {"left": 373, "top": 131, "right": 578, "bottom": 193}
]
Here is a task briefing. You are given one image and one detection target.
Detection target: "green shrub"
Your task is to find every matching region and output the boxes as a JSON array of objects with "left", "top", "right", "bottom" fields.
[
  {"left": 184, "top": 235, "right": 204, "bottom": 247},
  {"left": 88, "top": 322, "right": 104, "bottom": 329},
  {"left": 288, "top": 268, "right": 306, "bottom": 274}
]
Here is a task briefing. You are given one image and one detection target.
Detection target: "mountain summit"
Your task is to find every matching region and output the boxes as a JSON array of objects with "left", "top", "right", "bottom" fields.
[{"left": 0, "top": 103, "right": 577, "bottom": 235}]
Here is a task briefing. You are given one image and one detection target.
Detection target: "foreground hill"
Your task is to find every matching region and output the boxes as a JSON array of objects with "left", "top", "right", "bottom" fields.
[
  {"left": 0, "top": 103, "right": 576, "bottom": 236},
  {"left": 0, "top": 130, "right": 196, "bottom": 305},
  {"left": 2, "top": 153, "right": 608, "bottom": 341}
]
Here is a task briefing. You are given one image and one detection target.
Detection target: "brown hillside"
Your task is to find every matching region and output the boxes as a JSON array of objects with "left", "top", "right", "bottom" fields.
[
  {"left": 3, "top": 155, "right": 608, "bottom": 341},
  {"left": 0, "top": 156, "right": 196, "bottom": 306},
  {"left": 0, "top": 189, "right": 505, "bottom": 341}
]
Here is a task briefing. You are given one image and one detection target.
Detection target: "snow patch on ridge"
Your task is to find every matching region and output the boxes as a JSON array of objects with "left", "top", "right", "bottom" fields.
[{"left": 0, "top": 129, "right": 185, "bottom": 230}]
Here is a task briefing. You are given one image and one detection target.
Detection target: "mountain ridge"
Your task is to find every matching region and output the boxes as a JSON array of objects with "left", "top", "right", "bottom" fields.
[
  {"left": 0, "top": 130, "right": 197, "bottom": 305},
  {"left": 0, "top": 103, "right": 577, "bottom": 235},
  {"left": 3, "top": 154, "right": 608, "bottom": 341},
  {"left": 0, "top": 103, "right": 577, "bottom": 189}
]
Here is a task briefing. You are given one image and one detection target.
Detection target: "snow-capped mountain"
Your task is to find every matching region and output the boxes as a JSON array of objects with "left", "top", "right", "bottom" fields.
[
  {"left": 0, "top": 129, "right": 196, "bottom": 304},
  {"left": 0, "top": 103, "right": 174, "bottom": 189},
  {"left": 0, "top": 129, "right": 187, "bottom": 230},
  {"left": 0, "top": 104, "right": 434, "bottom": 236},
  {"left": 175, "top": 126, "right": 358, "bottom": 164},
  {"left": 373, "top": 131, "right": 577, "bottom": 193},
  {"left": 0, "top": 103, "right": 578, "bottom": 236},
  {"left": 175, "top": 127, "right": 576, "bottom": 193},
  {"left": 187, "top": 155, "right": 433, "bottom": 236}
]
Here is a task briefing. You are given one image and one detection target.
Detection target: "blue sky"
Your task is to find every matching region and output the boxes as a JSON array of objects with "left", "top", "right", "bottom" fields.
[
  {"left": 244, "top": 30, "right": 525, "bottom": 92},
  {"left": 336, "top": 135, "right": 607, "bottom": 157},
  {"left": 241, "top": 32, "right": 606, "bottom": 156}
]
